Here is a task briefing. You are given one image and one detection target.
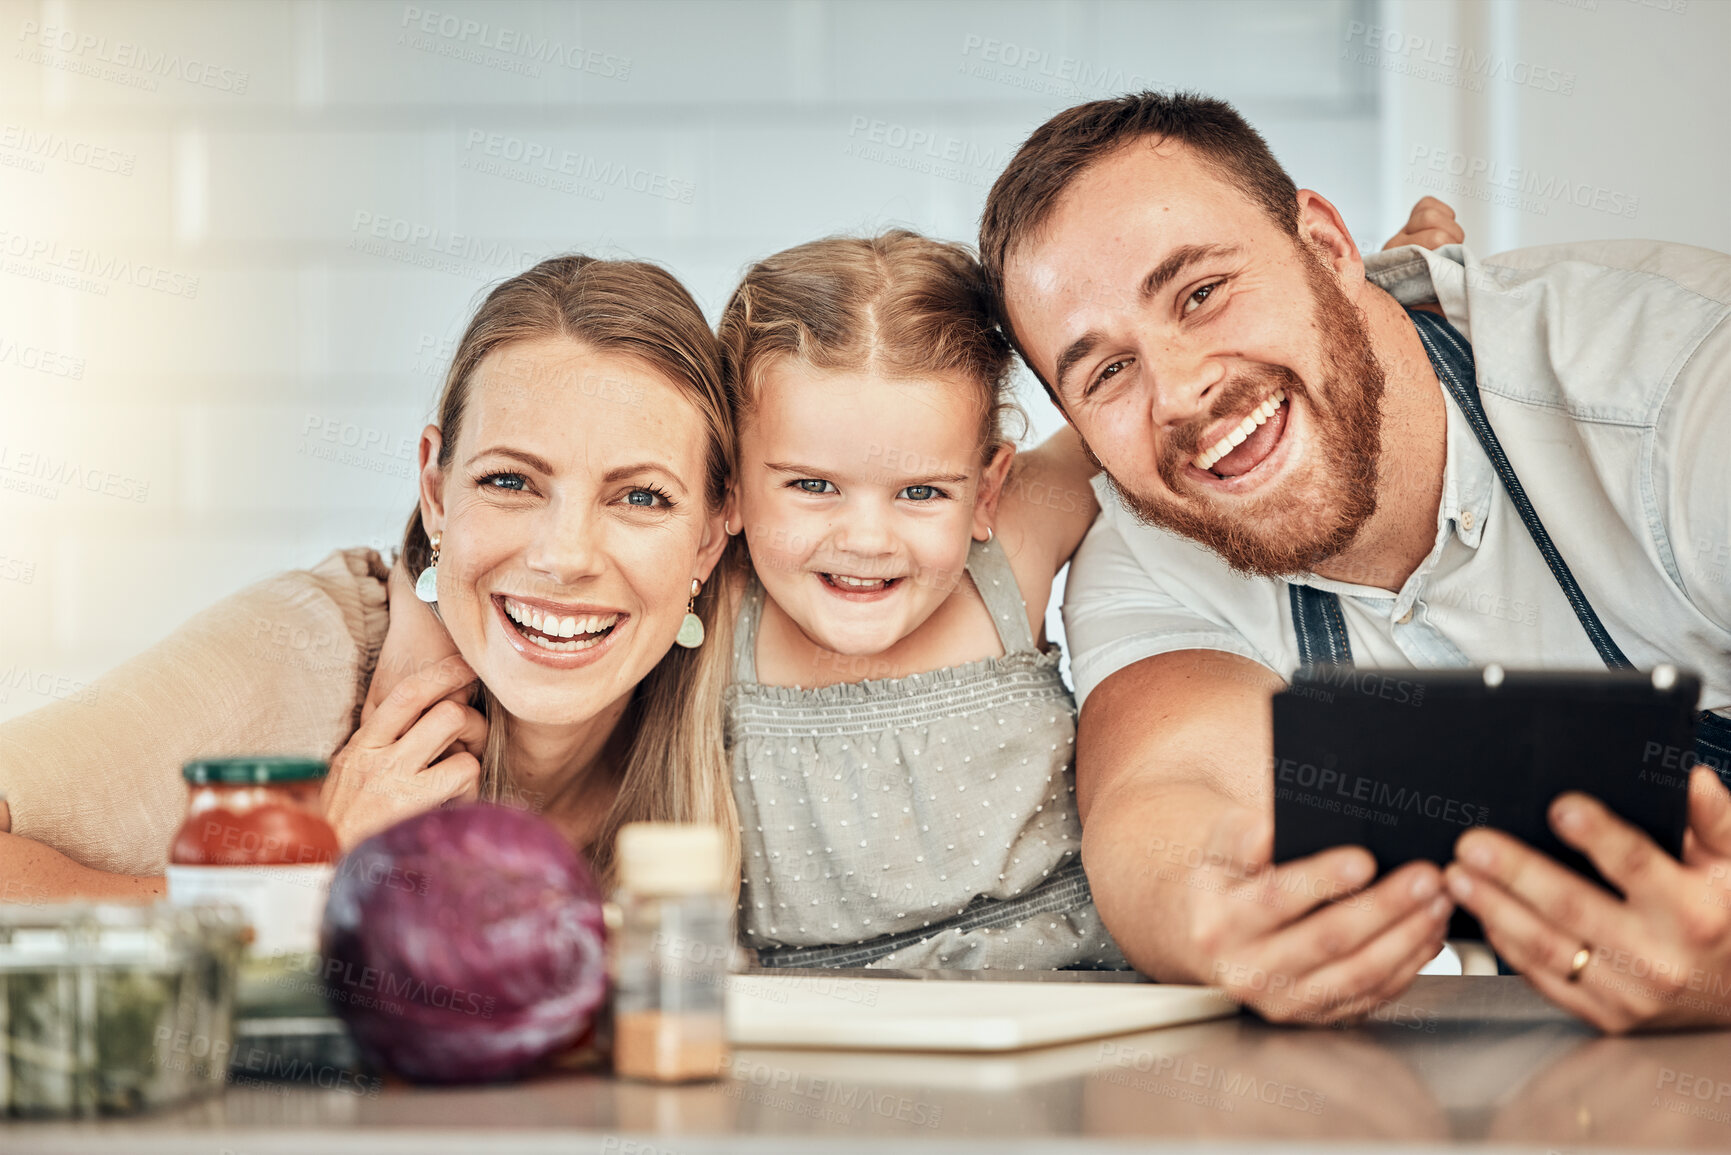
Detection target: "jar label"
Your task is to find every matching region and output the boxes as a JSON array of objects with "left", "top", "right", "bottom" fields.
[{"left": 166, "top": 864, "right": 335, "bottom": 957}]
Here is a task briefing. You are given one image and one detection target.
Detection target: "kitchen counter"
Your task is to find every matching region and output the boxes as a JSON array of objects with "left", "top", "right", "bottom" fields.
[{"left": 6, "top": 972, "right": 1729, "bottom": 1154}]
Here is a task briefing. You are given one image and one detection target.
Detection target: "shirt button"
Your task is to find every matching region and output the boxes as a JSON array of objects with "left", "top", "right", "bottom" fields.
[
  {"left": 1395, "top": 608, "right": 1414, "bottom": 625},
  {"left": 1460, "top": 509, "right": 1475, "bottom": 531}
]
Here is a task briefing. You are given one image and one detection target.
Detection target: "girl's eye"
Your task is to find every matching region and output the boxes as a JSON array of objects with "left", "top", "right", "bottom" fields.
[
  {"left": 623, "top": 486, "right": 672, "bottom": 508},
  {"left": 1184, "top": 281, "right": 1221, "bottom": 315},
  {"left": 794, "top": 479, "right": 836, "bottom": 495},
  {"left": 900, "top": 484, "right": 940, "bottom": 501},
  {"left": 479, "top": 472, "right": 528, "bottom": 491}
]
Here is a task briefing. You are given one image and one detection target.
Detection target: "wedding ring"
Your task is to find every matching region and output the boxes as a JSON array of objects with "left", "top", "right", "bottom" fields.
[{"left": 1567, "top": 945, "right": 1592, "bottom": 983}]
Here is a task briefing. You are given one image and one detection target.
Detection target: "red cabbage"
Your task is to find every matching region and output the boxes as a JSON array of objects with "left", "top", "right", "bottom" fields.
[{"left": 319, "top": 804, "right": 608, "bottom": 1083}]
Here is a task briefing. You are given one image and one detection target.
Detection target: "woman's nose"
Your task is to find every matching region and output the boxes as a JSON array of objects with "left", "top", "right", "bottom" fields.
[{"left": 524, "top": 500, "right": 607, "bottom": 588}]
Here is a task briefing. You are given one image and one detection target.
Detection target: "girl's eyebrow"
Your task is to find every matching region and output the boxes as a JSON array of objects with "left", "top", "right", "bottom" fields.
[{"left": 765, "top": 460, "right": 970, "bottom": 484}]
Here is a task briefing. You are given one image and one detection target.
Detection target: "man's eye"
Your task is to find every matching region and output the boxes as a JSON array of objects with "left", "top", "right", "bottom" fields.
[
  {"left": 1184, "top": 281, "right": 1221, "bottom": 315},
  {"left": 1089, "top": 360, "right": 1130, "bottom": 395},
  {"left": 479, "top": 472, "right": 527, "bottom": 491},
  {"left": 900, "top": 485, "right": 940, "bottom": 501},
  {"left": 794, "top": 479, "right": 836, "bottom": 495}
]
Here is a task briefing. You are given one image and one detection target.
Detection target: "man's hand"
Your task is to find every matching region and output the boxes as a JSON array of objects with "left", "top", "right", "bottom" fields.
[
  {"left": 1184, "top": 806, "right": 1453, "bottom": 1025},
  {"left": 363, "top": 555, "right": 463, "bottom": 725},
  {"left": 1077, "top": 650, "right": 1452, "bottom": 1025},
  {"left": 1383, "top": 197, "right": 1464, "bottom": 251},
  {"left": 322, "top": 654, "right": 486, "bottom": 850},
  {"left": 1446, "top": 767, "right": 1731, "bottom": 1032}
]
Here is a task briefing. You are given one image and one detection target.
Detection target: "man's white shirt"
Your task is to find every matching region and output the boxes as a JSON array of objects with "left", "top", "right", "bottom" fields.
[{"left": 1063, "top": 241, "right": 1731, "bottom": 714}]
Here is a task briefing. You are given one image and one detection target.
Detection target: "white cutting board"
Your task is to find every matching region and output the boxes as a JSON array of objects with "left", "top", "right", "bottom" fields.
[{"left": 725, "top": 975, "right": 1238, "bottom": 1052}]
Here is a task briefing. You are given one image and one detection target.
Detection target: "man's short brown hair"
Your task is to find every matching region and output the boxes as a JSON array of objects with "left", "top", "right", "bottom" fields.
[{"left": 979, "top": 91, "right": 1300, "bottom": 374}]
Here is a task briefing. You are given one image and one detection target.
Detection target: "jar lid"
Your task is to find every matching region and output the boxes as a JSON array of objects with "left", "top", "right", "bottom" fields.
[
  {"left": 617, "top": 822, "right": 728, "bottom": 895},
  {"left": 182, "top": 757, "right": 328, "bottom": 785}
]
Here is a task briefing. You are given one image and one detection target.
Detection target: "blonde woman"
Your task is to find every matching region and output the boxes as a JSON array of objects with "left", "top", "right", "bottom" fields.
[{"left": 0, "top": 255, "right": 740, "bottom": 896}]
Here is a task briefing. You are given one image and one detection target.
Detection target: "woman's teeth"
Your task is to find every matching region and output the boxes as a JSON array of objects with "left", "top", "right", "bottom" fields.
[
  {"left": 1193, "top": 389, "right": 1286, "bottom": 472},
  {"left": 503, "top": 597, "right": 619, "bottom": 651}
]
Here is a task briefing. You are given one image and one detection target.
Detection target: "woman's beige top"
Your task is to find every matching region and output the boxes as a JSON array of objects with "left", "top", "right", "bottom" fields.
[{"left": 0, "top": 549, "right": 390, "bottom": 875}]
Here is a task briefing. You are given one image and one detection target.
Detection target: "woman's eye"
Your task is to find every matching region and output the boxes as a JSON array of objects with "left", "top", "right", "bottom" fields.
[
  {"left": 623, "top": 487, "right": 671, "bottom": 508},
  {"left": 794, "top": 479, "right": 836, "bottom": 495},
  {"left": 1184, "top": 281, "right": 1221, "bottom": 315},
  {"left": 900, "top": 485, "right": 939, "bottom": 501},
  {"left": 479, "top": 472, "right": 528, "bottom": 491}
]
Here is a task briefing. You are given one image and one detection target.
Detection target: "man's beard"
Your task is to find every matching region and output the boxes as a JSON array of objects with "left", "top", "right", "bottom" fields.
[{"left": 1109, "top": 246, "right": 1387, "bottom": 578}]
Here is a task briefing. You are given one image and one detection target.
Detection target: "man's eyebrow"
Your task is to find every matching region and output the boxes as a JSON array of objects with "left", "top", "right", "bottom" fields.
[
  {"left": 1140, "top": 244, "right": 1241, "bottom": 302},
  {"left": 1053, "top": 332, "right": 1101, "bottom": 398},
  {"left": 466, "top": 446, "right": 555, "bottom": 473},
  {"left": 1053, "top": 244, "right": 1243, "bottom": 397}
]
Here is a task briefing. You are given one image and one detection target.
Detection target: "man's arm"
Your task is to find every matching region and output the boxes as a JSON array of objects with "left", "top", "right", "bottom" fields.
[{"left": 1077, "top": 649, "right": 1454, "bottom": 1022}]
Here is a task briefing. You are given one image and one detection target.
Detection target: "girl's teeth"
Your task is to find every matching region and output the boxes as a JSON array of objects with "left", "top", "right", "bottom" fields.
[{"left": 830, "top": 574, "right": 888, "bottom": 589}]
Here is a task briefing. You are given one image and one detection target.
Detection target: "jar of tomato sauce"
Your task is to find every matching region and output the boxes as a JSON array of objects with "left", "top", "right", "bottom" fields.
[{"left": 166, "top": 757, "right": 340, "bottom": 961}]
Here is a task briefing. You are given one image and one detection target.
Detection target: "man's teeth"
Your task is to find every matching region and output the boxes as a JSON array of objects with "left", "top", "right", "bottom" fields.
[
  {"left": 1193, "top": 389, "right": 1287, "bottom": 472},
  {"left": 502, "top": 597, "right": 619, "bottom": 644},
  {"left": 828, "top": 574, "right": 890, "bottom": 590}
]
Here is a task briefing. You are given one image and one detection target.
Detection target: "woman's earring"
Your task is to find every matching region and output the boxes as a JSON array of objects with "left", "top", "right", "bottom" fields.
[
  {"left": 982, "top": 526, "right": 994, "bottom": 544},
  {"left": 675, "top": 577, "right": 705, "bottom": 649},
  {"left": 415, "top": 531, "right": 441, "bottom": 603}
]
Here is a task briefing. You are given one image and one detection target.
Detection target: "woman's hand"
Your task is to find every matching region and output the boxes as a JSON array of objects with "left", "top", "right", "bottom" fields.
[
  {"left": 1446, "top": 767, "right": 1731, "bottom": 1032},
  {"left": 363, "top": 554, "right": 463, "bottom": 725},
  {"left": 1383, "top": 197, "right": 1464, "bottom": 251},
  {"left": 323, "top": 654, "right": 487, "bottom": 851}
]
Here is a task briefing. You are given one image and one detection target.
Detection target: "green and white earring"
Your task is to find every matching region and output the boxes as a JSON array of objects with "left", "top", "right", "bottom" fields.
[
  {"left": 675, "top": 577, "right": 705, "bottom": 649},
  {"left": 415, "top": 532, "right": 441, "bottom": 603}
]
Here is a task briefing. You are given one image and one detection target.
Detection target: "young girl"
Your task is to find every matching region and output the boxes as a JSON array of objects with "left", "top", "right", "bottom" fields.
[
  {"left": 717, "top": 230, "right": 1114, "bottom": 969},
  {"left": 716, "top": 198, "right": 1465, "bottom": 970}
]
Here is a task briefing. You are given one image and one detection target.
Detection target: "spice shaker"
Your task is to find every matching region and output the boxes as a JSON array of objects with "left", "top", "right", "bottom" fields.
[{"left": 610, "top": 822, "right": 730, "bottom": 1082}]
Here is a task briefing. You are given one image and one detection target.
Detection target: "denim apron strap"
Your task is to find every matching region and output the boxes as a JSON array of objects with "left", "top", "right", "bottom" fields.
[{"left": 1285, "top": 308, "right": 1731, "bottom": 778}]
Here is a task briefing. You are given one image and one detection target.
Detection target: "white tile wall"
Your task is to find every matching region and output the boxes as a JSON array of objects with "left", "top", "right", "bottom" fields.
[{"left": 0, "top": 0, "right": 1725, "bottom": 721}]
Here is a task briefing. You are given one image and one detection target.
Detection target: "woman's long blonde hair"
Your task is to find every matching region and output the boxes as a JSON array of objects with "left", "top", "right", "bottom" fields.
[{"left": 402, "top": 254, "right": 739, "bottom": 887}]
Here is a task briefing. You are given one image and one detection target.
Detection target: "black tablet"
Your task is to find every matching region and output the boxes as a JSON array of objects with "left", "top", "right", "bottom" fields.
[{"left": 1271, "top": 666, "right": 1699, "bottom": 938}]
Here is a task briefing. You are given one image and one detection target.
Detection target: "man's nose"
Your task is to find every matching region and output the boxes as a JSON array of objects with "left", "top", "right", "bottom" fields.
[{"left": 1144, "top": 344, "right": 1226, "bottom": 433}]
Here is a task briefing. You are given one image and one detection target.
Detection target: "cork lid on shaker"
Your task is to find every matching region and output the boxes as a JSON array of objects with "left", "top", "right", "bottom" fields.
[{"left": 617, "top": 823, "right": 728, "bottom": 895}]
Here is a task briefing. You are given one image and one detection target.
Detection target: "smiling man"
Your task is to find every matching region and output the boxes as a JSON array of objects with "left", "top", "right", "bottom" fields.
[{"left": 979, "top": 93, "right": 1731, "bottom": 1029}]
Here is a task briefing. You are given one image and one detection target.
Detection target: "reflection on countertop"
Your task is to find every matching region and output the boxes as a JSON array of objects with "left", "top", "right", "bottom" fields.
[{"left": 9, "top": 975, "right": 1731, "bottom": 1154}]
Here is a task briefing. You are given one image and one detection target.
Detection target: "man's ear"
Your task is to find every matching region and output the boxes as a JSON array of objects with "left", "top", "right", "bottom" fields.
[
  {"left": 417, "top": 424, "right": 447, "bottom": 536},
  {"left": 1295, "top": 188, "right": 1366, "bottom": 293},
  {"left": 972, "top": 442, "right": 1016, "bottom": 541}
]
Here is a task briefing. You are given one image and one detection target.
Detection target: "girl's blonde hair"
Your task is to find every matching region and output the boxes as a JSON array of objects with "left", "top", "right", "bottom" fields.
[
  {"left": 717, "top": 230, "right": 1017, "bottom": 457},
  {"left": 403, "top": 254, "right": 739, "bottom": 887}
]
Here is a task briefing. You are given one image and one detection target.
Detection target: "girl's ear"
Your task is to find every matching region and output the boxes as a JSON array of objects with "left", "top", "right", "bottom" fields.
[
  {"left": 972, "top": 443, "right": 1016, "bottom": 542},
  {"left": 721, "top": 485, "right": 741, "bottom": 540},
  {"left": 417, "top": 424, "right": 447, "bottom": 535}
]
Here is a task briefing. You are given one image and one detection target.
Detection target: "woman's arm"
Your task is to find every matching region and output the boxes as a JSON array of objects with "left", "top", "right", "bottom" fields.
[
  {"left": 0, "top": 550, "right": 387, "bottom": 878},
  {"left": 0, "top": 830, "right": 166, "bottom": 902}
]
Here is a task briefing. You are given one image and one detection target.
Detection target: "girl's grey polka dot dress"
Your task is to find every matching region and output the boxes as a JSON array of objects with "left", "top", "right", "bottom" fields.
[{"left": 727, "top": 537, "right": 1129, "bottom": 971}]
